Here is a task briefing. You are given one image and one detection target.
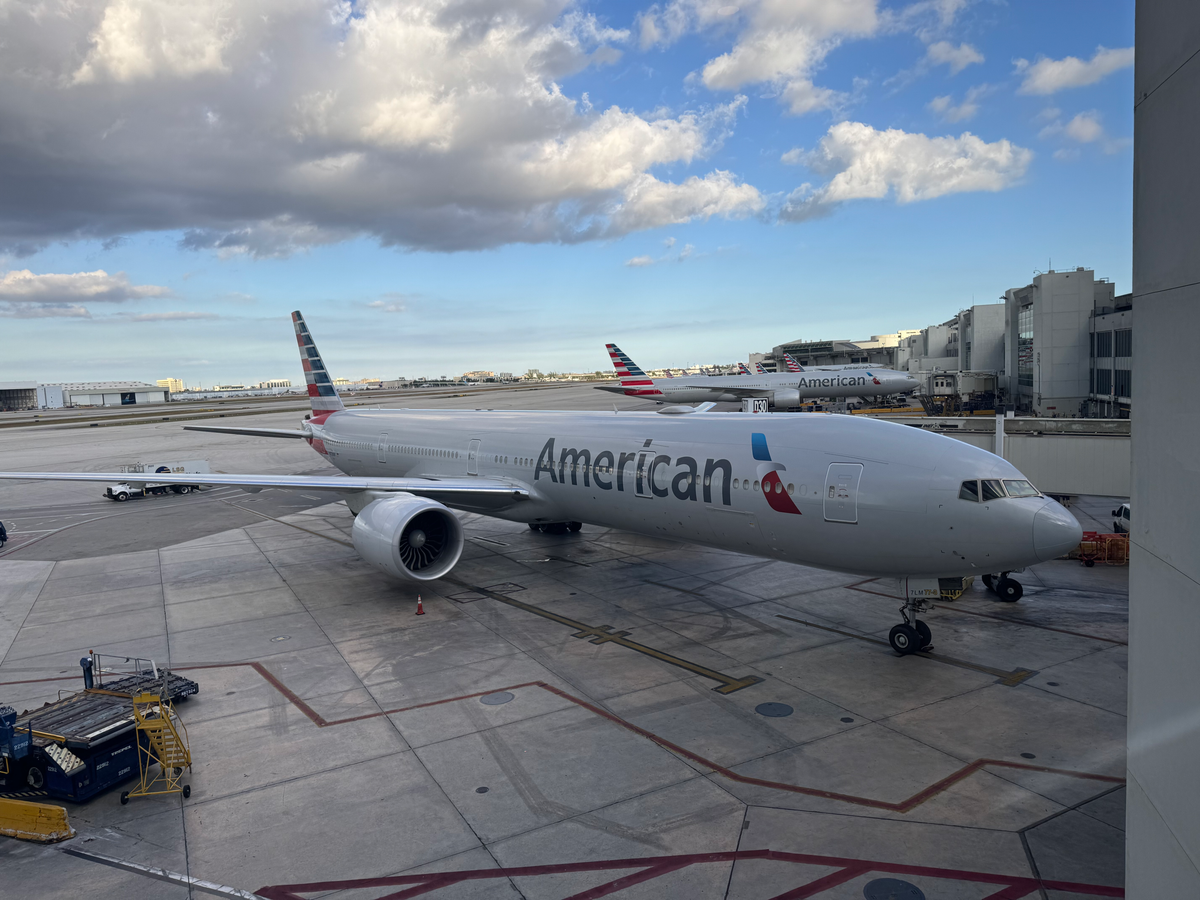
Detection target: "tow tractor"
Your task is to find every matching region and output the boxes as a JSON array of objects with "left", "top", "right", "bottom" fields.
[{"left": 105, "top": 460, "right": 211, "bottom": 502}]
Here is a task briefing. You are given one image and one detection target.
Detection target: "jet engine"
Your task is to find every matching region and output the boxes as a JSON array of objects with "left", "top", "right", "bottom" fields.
[
  {"left": 771, "top": 388, "right": 801, "bottom": 408},
  {"left": 351, "top": 493, "right": 465, "bottom": 582}
]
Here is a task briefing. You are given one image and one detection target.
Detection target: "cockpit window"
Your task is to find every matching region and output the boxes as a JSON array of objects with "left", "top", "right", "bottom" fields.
[
  {"left": 1003, "top": 479, "right": 1040, "bottom": 498},
  {"left": 981, "top": 479, "right": 1006, "bottom": 501},
  {"left": 959, "top": 480, "right": 979, "bottom": 501}
]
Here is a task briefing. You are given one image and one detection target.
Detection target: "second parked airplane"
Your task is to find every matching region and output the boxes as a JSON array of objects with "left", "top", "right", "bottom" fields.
[{"left": 596, "top": 344, "right": 918, "bottom": 408}]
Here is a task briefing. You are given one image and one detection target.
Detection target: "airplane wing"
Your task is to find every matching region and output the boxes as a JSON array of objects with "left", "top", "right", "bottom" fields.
[
  {"left": 0, "top": 471, "right": 529, "bottom": 510},
  {"left": 184, "top": 425, "right": 311, "bottom": 439}
]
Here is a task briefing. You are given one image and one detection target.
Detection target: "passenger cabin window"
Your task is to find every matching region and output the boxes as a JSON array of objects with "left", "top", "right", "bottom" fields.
[
  {"left": 981, "top": 479, "right": 1006, "bottom": 501},
  {"left": 1003, "top": 480, "right": 1040, "bottom": 498},
  {"left": 959, "top": 480, "right": 979, "bottom": 501}
]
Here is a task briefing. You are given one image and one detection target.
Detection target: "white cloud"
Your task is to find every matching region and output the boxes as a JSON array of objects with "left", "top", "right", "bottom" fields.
[
  {"left": 640, "top": 0, "right": 879, "bottom": 115},
  {"left": 73, "top": 0, "right": 237, "bottom": 84},
  {"left": 0, "top": 269, "right": 170, "bottom": 303},
  {"left": 781, "top": 121, "right": 1032, "bottom": 220},
  {"left": 623, "top": 242, "right": 699, "bottom": 266},
  {"left": 1015, "top": 46, "right": 1134, "bottom": 95},
  {"left": 122, "top": 311, "right": 219, "bottom": 321},
  {"left": 925, "top": 40, "right": 983, "bottom": 75},
  {"left": 0, "top": 267, "right": 171, "bottom": 318},
  {"left": 1064, "top": 112, "right": 1104, "bottom": 143},
  {"left": 928, "top": 84, "right": 988, "bottom": 122},
  {"left": 780, "top": 148, "right": 804, "bottom": 165},
  {"left": 1038, "top": 110, "right": 1125, "bottom": 156},
  {"left": 0, "top": 0, "right": 763, "bottom": 254}
]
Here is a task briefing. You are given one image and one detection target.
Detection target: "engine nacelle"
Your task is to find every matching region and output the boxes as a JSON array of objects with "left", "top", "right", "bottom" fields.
[
  {"left": 351, "top": 493, "right": 465, "bottom": 582},
  {"left": 771, "top": 388, "right": 801, "bottom": 408}
]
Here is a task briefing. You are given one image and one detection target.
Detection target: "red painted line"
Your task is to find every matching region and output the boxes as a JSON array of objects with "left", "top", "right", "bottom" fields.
[
  {"left": 768, "top": 863, "right": 870, "bottom": 899},
  {"left": 562, "top": 860, "right": 694, "bottom": 900},
  {"left": 2, "top": 668, "right": 1121, "bottom": 814},
  {"left": 257, "top": 847, "right": 1125, "bottom": 899}
]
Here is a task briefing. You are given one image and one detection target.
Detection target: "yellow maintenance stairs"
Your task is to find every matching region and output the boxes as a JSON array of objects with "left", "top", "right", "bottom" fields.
[{"left": 120, "top": 693, "right": 192, "bottom": 804}]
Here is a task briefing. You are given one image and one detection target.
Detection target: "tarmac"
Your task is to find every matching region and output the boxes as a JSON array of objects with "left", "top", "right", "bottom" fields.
[{"left": 0, "top": 385, "right": 1129, "bottom": 899}]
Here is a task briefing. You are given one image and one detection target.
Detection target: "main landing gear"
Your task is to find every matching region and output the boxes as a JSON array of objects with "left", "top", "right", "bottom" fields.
[
  {"left": 889, "top": 596, "right": 934, "bottom": 655},
  {"left": 982, "top": 572, "right": 1024, "bottom": 602},
  {"left": 528, "top": 522, "right": 582, "bottom": 535}
]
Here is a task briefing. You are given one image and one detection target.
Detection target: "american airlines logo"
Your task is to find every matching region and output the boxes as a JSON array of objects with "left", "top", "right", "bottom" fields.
[{"left": 533, "top": 433, "right": 800, "bottom": 515}]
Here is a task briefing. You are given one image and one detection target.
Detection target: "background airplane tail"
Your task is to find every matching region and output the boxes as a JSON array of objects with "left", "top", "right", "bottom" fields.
[
  {"left": 738, "top": 362, "right": 751, "bottom": 375},
  {"left": 754, "top": 362, "right": 767, "bottom": 374},
  {"left": 606, "top": 343, "right": 657, "bottom": 388},
  {"left": 783, "top": 353, "right": 804, "bottom": 373},
  {"left": 292, "top": 311, "right": 345, "bottom": 414}
]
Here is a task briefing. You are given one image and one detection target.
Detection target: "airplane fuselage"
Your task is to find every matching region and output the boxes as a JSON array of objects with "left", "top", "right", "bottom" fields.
[
  {"left": 307, "top": 407, "right": 1075, "bottom": 579},
  {"left": 597, "top": 369, "right": 918, "bottom": 403}
]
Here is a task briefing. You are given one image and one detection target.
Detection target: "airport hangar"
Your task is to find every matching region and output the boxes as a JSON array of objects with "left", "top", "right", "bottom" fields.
[{"left": 0, "top": 381, "right": 1130, "bottom": 899}]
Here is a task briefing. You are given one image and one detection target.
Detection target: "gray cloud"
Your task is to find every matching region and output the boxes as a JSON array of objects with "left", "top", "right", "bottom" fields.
[{"left": 0, "top": 0, "right": 762, "bottom": 256}]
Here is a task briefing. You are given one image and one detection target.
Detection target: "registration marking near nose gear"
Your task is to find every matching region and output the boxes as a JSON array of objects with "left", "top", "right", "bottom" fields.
[
  {"left": 774, "top": 614, "right": 1038, "bottom": 686},
  {"left": 447, "top": 577, "right": 763, "bottom": 694}
]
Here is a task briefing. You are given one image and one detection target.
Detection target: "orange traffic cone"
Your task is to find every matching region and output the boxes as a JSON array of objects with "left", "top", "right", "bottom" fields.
[{"left": 416, "top": 595, "right": 425, "bottom": 615}]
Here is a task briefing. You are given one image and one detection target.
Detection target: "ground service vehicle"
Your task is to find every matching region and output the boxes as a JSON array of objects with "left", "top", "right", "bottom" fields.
[{"left": 105, "top": 461, "right": 211, "bottom": 501}]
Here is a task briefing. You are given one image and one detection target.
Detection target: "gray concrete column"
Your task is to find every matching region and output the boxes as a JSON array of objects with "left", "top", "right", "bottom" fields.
[{"left": 1128, "top": 2, "right": 1200, "bottom": 895}]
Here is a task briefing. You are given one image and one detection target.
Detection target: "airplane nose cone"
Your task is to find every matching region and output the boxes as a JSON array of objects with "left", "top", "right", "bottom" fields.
[{"left": 1033, "top": 501, "right": 1083, "bottom": 561}]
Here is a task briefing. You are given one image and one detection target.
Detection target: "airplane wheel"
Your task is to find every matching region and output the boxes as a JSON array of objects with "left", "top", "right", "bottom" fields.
[
  {"left": 567, "top": 521, "right": 582, "bottom": 533},
  {"left": 544, "top": 522, "right": 568, "bottom": 535},
  {"left": 1084, "top": 558, "right": 1095, "bottom": 567},
  {"left": 996, "top": 578, "right": 1023, "bottom": 602},
  {"left": 982, "top": 573, "right": 995, "bottom": 592},
  {"left": 889, "top": 624, "right": 920, "bottom": 655},
  {"left": 528, "top": 523, "right": 543, "bottom": 532},
  {"left": 915, "top": 620, "right": 932, "bottom": 650}
]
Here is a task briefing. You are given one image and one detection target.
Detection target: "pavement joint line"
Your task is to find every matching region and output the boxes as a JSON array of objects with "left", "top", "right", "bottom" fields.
[
  {"left": 445, "top": 576, "right": 764, "bottom": 694},
  {"left": 218, "top": 501, "right": 355, "bottom": 547},
  {"left": 773, "top": 614, "right": 1039, "bottom": 686},
  {"left": 60, "top": 846, "right": 265, "bottom": 899},
  {"left": 252, "top": 846, "right": 1125, "bottom": 899},
  {"left": 7, "top": 666, "right": 1120, "bottom": 816}
]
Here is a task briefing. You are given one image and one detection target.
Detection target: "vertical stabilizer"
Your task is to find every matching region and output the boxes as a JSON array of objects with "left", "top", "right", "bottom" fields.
[
  {"left": 783, "top": 353, "right": 804, "bottom": 373},
  {"left": 605, "top": 343, "right": 662, "bottom": 396},
  {"left": 738, "top": 362, "right": 751, "bottom": 375},
  {"left": 292, "top": 311, "right": 345, "bottom": 414},
  {"left": 754, "top": 362, "right": 767, "bottom": 374}
]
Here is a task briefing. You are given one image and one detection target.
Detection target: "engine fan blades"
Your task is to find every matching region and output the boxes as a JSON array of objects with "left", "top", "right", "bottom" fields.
[{"left": 398, "top": 511, "right": 449, "bottom": 571}]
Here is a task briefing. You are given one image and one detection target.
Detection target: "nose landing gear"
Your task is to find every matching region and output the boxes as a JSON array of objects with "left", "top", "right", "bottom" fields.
[
  {"left": 889, "top": 596, "right": 935, "bottom": 655},
  {"left": 983, "top": 572, "right": 1024, "bottom": 602}
]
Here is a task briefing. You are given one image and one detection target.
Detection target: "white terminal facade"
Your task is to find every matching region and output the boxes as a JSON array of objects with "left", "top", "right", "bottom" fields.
[{"left": 767, "top": 267, "right": 1132, "bottom": 418}]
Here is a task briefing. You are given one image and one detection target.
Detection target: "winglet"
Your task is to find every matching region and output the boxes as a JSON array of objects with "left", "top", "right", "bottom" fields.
[{"left": 292, "top": 311, "right": 345, "bottom": 414}]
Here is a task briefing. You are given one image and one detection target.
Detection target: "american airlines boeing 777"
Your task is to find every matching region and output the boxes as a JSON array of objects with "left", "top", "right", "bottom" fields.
[
  {"left": 0, "top": 312, "right": 1081, "bottom": 655},
  {"left": 596, "top": 344, "right": 918, "bottom": 408}
]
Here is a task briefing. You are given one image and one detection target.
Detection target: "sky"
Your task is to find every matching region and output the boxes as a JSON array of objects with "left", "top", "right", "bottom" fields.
[{"left": 0, "top": 0, "right": 1135, "bottom": 385}]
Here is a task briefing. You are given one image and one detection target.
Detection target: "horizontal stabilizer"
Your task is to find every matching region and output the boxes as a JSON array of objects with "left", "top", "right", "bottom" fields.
[{"left": 184, "top": 425, "right": 311, "bottom": 439}]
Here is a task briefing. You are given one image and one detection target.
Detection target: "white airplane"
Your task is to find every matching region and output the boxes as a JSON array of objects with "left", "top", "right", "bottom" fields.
[
  {"left": 0, "top": 312, "right": 1081, "bottom": 654},
  {"left": 596, "top": 344, "right": 918, "bottom": 408}
]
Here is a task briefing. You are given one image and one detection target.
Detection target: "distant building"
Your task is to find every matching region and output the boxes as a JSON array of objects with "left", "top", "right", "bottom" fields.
[
  {"left": 1088, "top": 292, "right": 1133, "bottom": 419},
  {"left": 257, "top": 379, "right": 292, "bottom": 389},
  {"left": 51, "top": 382, "right": 169, "bottom": 407},
  {"left": 0, "top": 381, "right": 38, "bottom": 411},
  {"left": 157, "top": 378, "right": 184, "bottom": 393},
  {"left": 332, "top": 377, "right": 351, "bottom": 386},
  {"left": 1003, "top": 268, "right": 1115, "bottom": 416}
]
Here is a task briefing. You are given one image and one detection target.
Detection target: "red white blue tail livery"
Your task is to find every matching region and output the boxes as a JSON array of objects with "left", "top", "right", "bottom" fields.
[{"left": 293, "top": 311, "right": 344, "bottom": 414}]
